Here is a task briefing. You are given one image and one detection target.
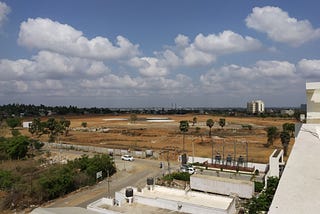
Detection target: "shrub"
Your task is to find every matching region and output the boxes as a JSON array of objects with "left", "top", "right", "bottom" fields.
[
  {"left": 39, "top": 165, "right": 76, "bottom": 200},
  {"left": 254, "top": 181, "right": 264, "bottom": 192},
  {"left": 0, "top": 170, "right": 14, "bottom": 190},
  {"left": 245, "top": 177, "right": 279, "bottom": 213},
  {"left": 163, "top": 172, "right": 190, "bottom": 181}
]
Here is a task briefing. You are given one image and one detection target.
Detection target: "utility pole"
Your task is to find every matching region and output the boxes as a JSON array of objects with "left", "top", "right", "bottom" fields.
[
  {"left": 211, "top": 138, "right": 214, "bottom": 164},
  {"left": 192, "top": 139, "right": 195, "bottom": 163},
  {"left": 167, "top": 151, "right": 171, "bottom": 174},
  {"left": 107, "top": 170, "right": 111, "bottom": 196},
  {"left": 234, "top": 141, "right": 236, "bottom": 166}
]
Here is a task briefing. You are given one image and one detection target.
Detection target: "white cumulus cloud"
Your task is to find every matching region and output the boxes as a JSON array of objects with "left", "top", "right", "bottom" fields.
[
  {"left": 0, "top": 51, "right": 111, "bottom": 81},
  {"left": 0, "top": 1, "right": 10, "bottom": 28},
  {"left": 167, "top": 31, "right": 261, "bottom": 67},
  {"left": 182, "top": 45, "right": 216, "bottom": 66},
  {"left": 194, "top": 31, "right": 262, "bottom": 54},
  {"left": 200, "top": 60, "right": 297, "bottom": 95},
  {"left": 129, "top": 57, "right": 168, "bottom": 77},
  {"left": 298, "top": 59, "right": 320, "bottom": 77},
  {"left": 174, "top": 34, "right": 190, "bottom": 47},
  {"left": 254, "top": 60, "right": 296, "bottom": 77},
  {"left": 18, "top": 18, "right": 140, "bottom": 60},
  {"left": 246, "top": 6, "right": 320, "bottom": 46}
]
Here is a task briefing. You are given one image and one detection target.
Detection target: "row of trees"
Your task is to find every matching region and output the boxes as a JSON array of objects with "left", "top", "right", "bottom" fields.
[
  {"left": 0, "top": 104, "right": 113, "bottom": 118},
  {"left": 28, "top": 117, "right": 71, "bottom": 142},
  {"left": 4, "top": 116, "right": 71, "bottom": 144},
  {"left": 266, "top": 123, "right": 295, "bottom": 156},
  {"left": 179, "top": 118, "right": 226, "bottom": 152}
]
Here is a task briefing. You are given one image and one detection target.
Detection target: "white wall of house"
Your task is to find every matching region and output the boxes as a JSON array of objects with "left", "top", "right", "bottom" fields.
[
  {"left": 306, "top": 82, "right": 320, "bottom": 123},
  {"left": 190, "top": 174, "right": 254, "bottom": 199}
]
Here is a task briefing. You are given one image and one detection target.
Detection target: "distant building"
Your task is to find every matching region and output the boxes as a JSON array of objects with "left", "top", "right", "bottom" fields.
[
  {"left": 22, "top": 121, "right": 32, "bottom": 128},
  {"left": 280, "top": 109, "right": 295, "bottom": 116},
  {"left": 247, "top": 100, "right": 265, "bottom": 114}
]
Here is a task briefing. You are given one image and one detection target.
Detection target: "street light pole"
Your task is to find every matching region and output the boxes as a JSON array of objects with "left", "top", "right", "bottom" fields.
[
  {"left": 211, "top": 137, "right": 214, "bottom": 164},
  {"left": 192, "top": 139, "right": 195, "bottom": 163},
  {"left": 107, "top": 170, "right": 110, "bottom": 196}
]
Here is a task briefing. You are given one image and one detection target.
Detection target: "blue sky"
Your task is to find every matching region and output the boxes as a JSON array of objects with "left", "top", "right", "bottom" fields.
[{"left": 0, "top": 0, "right": 320, "bottom": 108}]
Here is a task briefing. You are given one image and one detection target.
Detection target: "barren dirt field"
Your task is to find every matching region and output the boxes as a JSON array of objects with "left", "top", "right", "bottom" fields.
[{"left": 22, "top": 114, "right": 296, "bottom": 163}]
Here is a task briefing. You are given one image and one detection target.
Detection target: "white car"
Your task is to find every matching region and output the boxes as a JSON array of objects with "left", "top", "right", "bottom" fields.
[
  {"left": 121, "top": 155, "right": 134, "bottom": 161},
  {"left": 180, "top": 166, "right": 195, "bottom": 174}
]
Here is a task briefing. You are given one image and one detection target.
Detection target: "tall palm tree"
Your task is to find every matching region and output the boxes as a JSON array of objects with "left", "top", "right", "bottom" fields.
[
  {"left": 219, "top": 118, "right": 226, "bottom": 129},
  {"left": 179, "top": 120, "right": 189, "bottom": 151},
  {"left": 266, "top": 126, "right": 278, "bottom": 147},
  {"left": 280, "top": 131, "right": 290, "bottom": 156},
  {"left": 206, "top": 119, "right": 214, "bottom": 137}
]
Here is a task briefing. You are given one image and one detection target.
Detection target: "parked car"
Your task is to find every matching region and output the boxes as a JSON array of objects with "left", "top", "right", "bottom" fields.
[
  {"left": 180, "top": 165, "right": 195, "bottom": 174},
  {"left": 121, "top": 154, "right": 134, "bottom": 161}
]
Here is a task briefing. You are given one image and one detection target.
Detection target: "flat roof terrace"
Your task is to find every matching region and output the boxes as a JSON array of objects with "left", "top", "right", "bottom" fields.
[
  {"left": 135, "top": 185, "right": 234, "bottom": 210},
  {"left": 88, "top": 185, "right": 236, "bottom": 214}
]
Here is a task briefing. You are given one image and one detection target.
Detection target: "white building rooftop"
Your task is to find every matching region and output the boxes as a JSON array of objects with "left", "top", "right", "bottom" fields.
[
  {"left": 88, "top": 185, "right": 236, "bottom": 214},
  {"left": 269, "top": 123, "right": 320, "bottom": 213},
  {"left": 136, "top": 185, "right": 233, "bottom": 210}
]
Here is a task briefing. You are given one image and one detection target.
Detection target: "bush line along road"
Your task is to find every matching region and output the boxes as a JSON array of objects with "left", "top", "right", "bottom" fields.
[{"left": 46, "top": 155, "right": 177, "bottom": 208}]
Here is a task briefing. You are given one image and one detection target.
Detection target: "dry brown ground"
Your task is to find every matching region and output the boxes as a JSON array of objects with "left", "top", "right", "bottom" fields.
[{"left": 20, "top": 114, "right": 296, "bottom": 163}]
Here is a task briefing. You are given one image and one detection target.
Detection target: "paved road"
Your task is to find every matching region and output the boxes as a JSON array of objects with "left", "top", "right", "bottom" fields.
[{"left": 46, "top": 156, "right": 179, "bottom": 208}]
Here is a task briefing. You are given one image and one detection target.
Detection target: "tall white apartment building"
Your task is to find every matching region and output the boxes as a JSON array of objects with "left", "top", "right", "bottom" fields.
[{"left": 247, "top": 100, "right": 265, "bottom": 114}]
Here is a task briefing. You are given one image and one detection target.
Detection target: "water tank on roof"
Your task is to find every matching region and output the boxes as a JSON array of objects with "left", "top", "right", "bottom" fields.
[
  {"left": 125, "top": 188, "right": 133, "bottom": 197},
  {"left": 147, "top": 177, "right": 154, "bottom": 185}
]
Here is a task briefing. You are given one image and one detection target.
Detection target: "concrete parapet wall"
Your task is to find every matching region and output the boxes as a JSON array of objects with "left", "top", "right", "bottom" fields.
[
  {"left": 44, "top": 142, "right": 147, "bottom": 158},
  {"left": 190, "top": 174, "right": 254, "bottom": 199},
  {"left": 87, "top": 197, "right": 120, "bottom": 214}
]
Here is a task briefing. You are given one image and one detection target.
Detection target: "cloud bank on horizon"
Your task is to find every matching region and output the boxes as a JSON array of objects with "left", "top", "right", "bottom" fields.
[{"left": 0, "top": 1, "right": 319, "bottom": 107}]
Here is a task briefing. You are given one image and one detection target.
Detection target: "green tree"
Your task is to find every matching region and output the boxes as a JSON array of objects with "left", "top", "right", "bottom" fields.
[
  {"left": 192, "top": 116, "right": 197, "bottom": 126},
  {"left": 28, "top": 118, "right": 44, "bottom": 137},
  {"left": 206, "top": 119, "right": 214, "bottom": 137},
  {"left": 282, "top": 123, "right": 295, "bottom": 137},
  {"left": 45, "top": 118, "right": 64, "bottom": 143},
  {"left": 39, "top": 165, "right": 75, "bottom": 200},
  {"left": 81, "top": 122, "right": 87, "bottom": 128},
  {"left": 280, "top": 131, "right": 290, "bottom": 156},
  {"left": 30, "top": 139, "right": 44, "bottom": 150},
  {"left": 219, "top": 118, "right": 226, "bottom": 129},
  {"left": 11, "top": 129, "right": 21, "bottom": 136},
  {"left": 60, "top": 118, "right": 71, "bottom": 136},
  {"left": 246, "top": 177, "right": 279, "bottom": 213},
  {"left": 266, "top": 126, "right": 278, "bottom": 146},
  {"left": 179, "top": 120, "right": 189, "bottom": 151},
  {"left": 6, "top": 117, "right": 21, "bottom": 130},
  {"left": 6, "top": 117, "right": 21, "bottom": 136},
  {"left": 130, "top": 114, "right": 137, "bottom": 124},
  {"left": 72, "top": 154, "right": 116, "bottom": 184},
  {"left": 5, "top": 135, "right": 30, "bottom": 159}
]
